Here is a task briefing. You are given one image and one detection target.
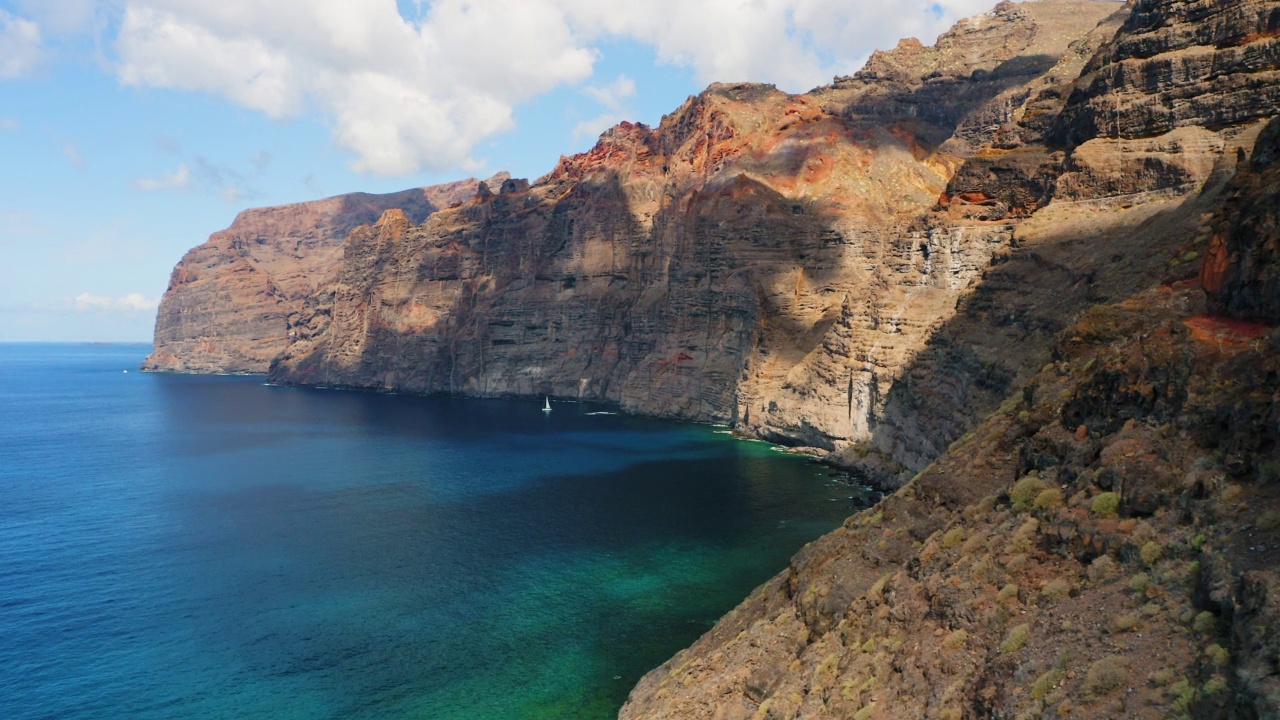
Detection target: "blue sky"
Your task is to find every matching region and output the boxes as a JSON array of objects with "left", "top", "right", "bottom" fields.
[{"left": 0, "top": 0, "right": 1002, "bottom": 342}]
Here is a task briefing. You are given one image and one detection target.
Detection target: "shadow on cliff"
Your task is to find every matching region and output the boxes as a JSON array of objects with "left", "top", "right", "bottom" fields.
[
  {"left": 858, "top": 155, "right": 1240, "bottom": 486},
  {"left": 282, "top": 166, "right": 865, "bottom": 419},
  {"left": 840, "top": 53, "right": 1061, "bottom": 147}
]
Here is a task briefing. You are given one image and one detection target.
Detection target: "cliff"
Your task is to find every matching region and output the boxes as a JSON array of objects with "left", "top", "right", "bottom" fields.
[
  {"left": 618, "top": 122, "right": 1280, "bottom": 718},
  {"left": 618, "top": 0, "right": 1280, "bottom": 717},
  {"left": 265, "top": 0, "right": 1127, "bottom": 487},
  {"left": 142, "top": 176, "right": 503, "bottom": 373}
]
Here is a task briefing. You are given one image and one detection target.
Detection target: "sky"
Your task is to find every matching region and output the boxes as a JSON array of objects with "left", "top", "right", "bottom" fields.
[{"left": 0, "top": 0, "right": 1002, "bottom": 342}]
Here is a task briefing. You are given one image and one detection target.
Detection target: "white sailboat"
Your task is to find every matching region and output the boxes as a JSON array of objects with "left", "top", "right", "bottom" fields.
[{"left": 542, "top": 396, "right": 552, "bottom": 413}]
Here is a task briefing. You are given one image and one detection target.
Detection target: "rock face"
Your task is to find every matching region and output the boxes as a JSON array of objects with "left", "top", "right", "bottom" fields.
[
  {"left": 142, "top": 177, "right": 501, "bottom": 373},
  {"left": 266, "top": 1, "right": 1127, "bottom": 480},
  {"left": 1203, "top": 115, "right": 1280, "bottom": 322}
]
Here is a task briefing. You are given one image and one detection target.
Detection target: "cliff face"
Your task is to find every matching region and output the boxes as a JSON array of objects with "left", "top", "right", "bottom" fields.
[
  {"left": 267, "top": 1, "right": 1126, "bottom": 481},
  {"left": 142, "top": 178, "right": 499, "bottom": 373},
  {"left": 617, "top": 1, "right": 1280, "bottom": 718}
]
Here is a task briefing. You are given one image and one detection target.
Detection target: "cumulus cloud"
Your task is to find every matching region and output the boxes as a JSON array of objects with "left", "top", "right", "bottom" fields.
[
  {"left": 133, "top": 163, "right": 191, "bottom": 191},
  {"left": 0, "top": 9, "right": 43, "bottom": 77},
  {"left": 112, "top": 0, "right": 1013, "bottom": 176}
]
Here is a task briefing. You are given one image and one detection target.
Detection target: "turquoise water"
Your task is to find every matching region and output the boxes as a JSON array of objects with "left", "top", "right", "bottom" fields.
[{"left": 0, "top": 344, "right": 869, "bottom": 719}]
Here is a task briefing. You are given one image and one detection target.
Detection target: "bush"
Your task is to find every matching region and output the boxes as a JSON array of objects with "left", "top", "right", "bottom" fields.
[
  {"left": 1000, "top": 623, "right": 1031, "bottom": 654},
  {"left": 1011, "top": 475, "right": 1048, "bottom": 511},
  {"left": 1140, "top": 541, "right": 1164, "bottom": 566},
  {"left": 1009, "top": 518, "right": 1040, "bottom": 553},
  {"left": 942, "top": 629, "right": 969, "bottom": 651},
  {"left": 1088, "top": 555, "right": 1117, "bottom": 582},
  {"left": 1206, "top": 644, "right": 1229, "bottom": 666},
  {"left": 1193, "top": 611, "right": 1217, "bottom": 635},
  {"left": 1031, "top": 668, "right": 1065, "bottom": 700},
  {"left": 1128, "top": 573, "right": 1151, "bottom": 594},
  {"left": 1112, "top": 613, "right": 1139, "bottom": 632},
  {"left": 1033, "top": 487, "right": 1064, "bottom": 509},
  {"left": 942, "top": 526, "right": 966, "bottom": 549},
  {"left": 1083, "top": 656, "right": 1130, "bottom": 696},
  {"left": 1092, "top": 492, "right": 1121, "bottom": 517},
  {"left": 1041, "top": 578, "right": 1071, "bottom": 602},
  {"left": 998, "top": 583, "right": 1020, "bottom": 604}
]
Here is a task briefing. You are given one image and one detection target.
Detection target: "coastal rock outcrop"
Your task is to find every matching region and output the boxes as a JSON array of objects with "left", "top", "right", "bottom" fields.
[{"left": 142, "top": 177, "right": 501, "bottom": 373}]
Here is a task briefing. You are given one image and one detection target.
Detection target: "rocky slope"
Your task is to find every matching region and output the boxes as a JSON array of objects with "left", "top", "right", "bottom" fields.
[
  {"left": 616, "top": 0, "right": 1280, "bottom": 716},
  {"left": 619, "top": 116, "right": 1280, "bottom": 719},
  {"left": 142, "top": 177, "right": 502, "bottom": 373}
]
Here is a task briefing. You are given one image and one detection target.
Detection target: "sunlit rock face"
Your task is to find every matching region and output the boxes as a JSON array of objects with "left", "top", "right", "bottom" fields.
[{"left": 143, "top": 177, "right": 496, "bottom": 374}]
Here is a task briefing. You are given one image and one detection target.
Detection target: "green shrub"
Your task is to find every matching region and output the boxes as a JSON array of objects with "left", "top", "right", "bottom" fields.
[
  {"left": 1129, "top": 573, "right": 1151, "bottom": 594},
  {"left": 998, "top": 583, "right": 1020, "bottom": 604},
  {"left": 1206, "top": 644, "right": 1229, "bottom": 666},
  {"left": 1092, "top": 492, "right": 1121, "bottom": 517},
  {"left": 942, "top": 629, "right": 969, "bottom": 651},
  {"left": 1031, "top": 668, "right": 1065, "bottom": 700},
  {"left": 1112, "top": 613, "right": 1139, "bottom": 632},
  {"left": 1000, "top": 623, "right": 1031, "bottom": 654},
  {"left": 1041, "top": 578, "right": 1071, "bottom": 602},
  {"left": 1083, "top": 656, "right": 1129, "bottom": 696},
  {"left": 1033, "top": 487, "right": 1064, "bottom": 509},
  {"left": 1203, "top": 675, "right": 1228, "bottom": 695},
  {"left": 1193, "top": 611, "right": 1217, "bottom": 635},
  {"left": 1170, "top": 679, "right": 1196, "bottom": 711},
  {"left": 1140, "top": 541, "right": 1164, "bottom": 566},
  {"left": 1009, "top": 518, "right": 1040, "bottom": 553},
  {"left": 942, "top": 526, "right": 965, "bottom": 549},
  {"left": 1011, "top": 475, "right": 1048, "bottom": 511},
  {"left": 1088, "top": 555, "right": 1117, "bottom": 582}
]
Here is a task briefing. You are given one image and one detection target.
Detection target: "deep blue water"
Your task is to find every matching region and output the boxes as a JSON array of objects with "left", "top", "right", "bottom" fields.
[{"left": 0, "top": 343, "right": 869, "bottom": 719}]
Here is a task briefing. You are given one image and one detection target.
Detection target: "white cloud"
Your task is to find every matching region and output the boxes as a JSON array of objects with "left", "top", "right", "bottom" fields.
[
  {"left": 111, "top": 0, "right": 1017, "bottom": 176},
  {"left": 583, "top": 74, "right": 636, "bottom": 112},
  {"left": 133, "top": 163, "right": 191, "bottom": 191},
  {"left": 0, "top": 9, "right": 43, "bottom": 77},
  {"left": 37, "top": 292, "right": 160, "bottom": 313},
  {"left": 0, "top": 117, "right": 18, "bottom": 131}
]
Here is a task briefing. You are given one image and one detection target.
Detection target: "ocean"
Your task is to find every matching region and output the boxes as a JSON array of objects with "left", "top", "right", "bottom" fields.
[{"left": 0, "top": 343, "right": 870, "bottom": 719}]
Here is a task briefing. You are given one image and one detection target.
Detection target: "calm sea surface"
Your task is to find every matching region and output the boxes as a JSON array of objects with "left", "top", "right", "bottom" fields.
[{"left": 0, "top": 343, "right": 869, "bottom": 719}]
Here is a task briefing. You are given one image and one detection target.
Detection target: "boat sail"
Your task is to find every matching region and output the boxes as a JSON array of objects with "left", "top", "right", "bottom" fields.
[{"left": 542, "top": 396, "right": 552, "bottom": 413}]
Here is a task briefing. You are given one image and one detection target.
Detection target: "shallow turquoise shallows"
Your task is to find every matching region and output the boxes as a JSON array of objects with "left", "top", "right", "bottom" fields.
[{"left": 0, "top": 344, "right": 870, "bottom": 720}]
